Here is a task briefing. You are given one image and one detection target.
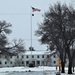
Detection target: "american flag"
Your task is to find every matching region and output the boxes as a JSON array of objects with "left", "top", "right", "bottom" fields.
[{"left": 32, "top": 7, "right": 41, "bottom": 12}]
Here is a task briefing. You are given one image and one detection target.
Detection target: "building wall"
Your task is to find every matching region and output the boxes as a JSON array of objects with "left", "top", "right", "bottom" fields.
[{"left": 0, "top": 51, "right": 68, "bottom": 67}]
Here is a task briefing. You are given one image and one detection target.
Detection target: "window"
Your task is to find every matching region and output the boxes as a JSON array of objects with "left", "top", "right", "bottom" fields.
[
  {"left": 26, "top": 61, "right": 29, "bottom": 64},
  {"left": 22, "top": 61, "right": 24, "bottom": 64},
  {"left": 54, "top": 55, "right": 56, "bottom": 58},
  {"left": 10, "top": 56, "right": 12, "bottom": 58},
  {"left": 10, "top": 61, "right": 12, "bottom": 64},
  {"left": 32, "top": 61, "right": 35, "bottom": 65},
  {"left": 26, "top": 55, "right": 28, "bottom": 58},
  {"left": 47, "top": 55, "right": 49, "bottom": 58},
  {"left": 54, "top": 61, "right": 56, "bottom": 64},
  {"left": 37, "top": 61, "right": 40, "bottom": 64},
  {"left": 17, "top": 56, "right": 19, "bottom": 58},
  {"left": 0, "top": 62, "right": 2, "bottom": 64},
  {"left": 42, "top": 55, "right": 44, "bottom": 58},
  {"left": 42, "top": 61, "right": 44, "bottom": 65},
  {"left": 32, "top": 55, "right": 34, "bottom": 58},
  {"left": 37, "top": 55, "right": 39, "bottom": 58},
  {"left": 5, "top": 62, "right": 7, "bottom": 64},
  {"left": 22, "top": 55, "right": 24, "bottom": 58}
]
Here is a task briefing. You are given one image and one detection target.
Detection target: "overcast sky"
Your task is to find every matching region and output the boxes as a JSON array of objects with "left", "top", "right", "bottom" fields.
[{"left": 0, "top": 0, "right": 74, "bottom": 50}]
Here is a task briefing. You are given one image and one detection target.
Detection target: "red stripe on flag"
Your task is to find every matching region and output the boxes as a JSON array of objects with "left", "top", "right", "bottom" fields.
[{"left": 32, "top": 7, "right": 41, "bottom": 12}]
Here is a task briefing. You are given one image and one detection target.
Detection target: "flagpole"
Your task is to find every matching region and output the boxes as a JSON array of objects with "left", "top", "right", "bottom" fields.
[
  {"left": 30, "top": 6, "right": 32, "bottom": 63},
  {"left": 30, "top": 6, "right": 41, "bottom": 64}
]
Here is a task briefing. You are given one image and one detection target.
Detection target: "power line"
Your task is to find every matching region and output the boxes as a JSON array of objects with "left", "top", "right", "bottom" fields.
[
  {"left": 0, "top": 13, "right": 43, "bottom": 15},
  {"left": 24, "top": 39, "right": 39, "bottom": 40}
]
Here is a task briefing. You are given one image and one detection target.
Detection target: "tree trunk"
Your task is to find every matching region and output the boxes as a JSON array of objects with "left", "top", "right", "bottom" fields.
[
  {"left": 60, "top": 50, "right": 65, "bottom": 73},
  {"left": 68, "top": 61, "right": 73, "bottom": 74},
  {"left": 65, "top": 46, "right": 73, "bottom": 74},
  {"left": 73, "top": 65, "right": 74, "bottom": 72},
  {"left": 72, "top": 59, "right": 75, "bottom": 72},
  {"left": 61, "top": 61, "right": 65, "bottom": 73}
]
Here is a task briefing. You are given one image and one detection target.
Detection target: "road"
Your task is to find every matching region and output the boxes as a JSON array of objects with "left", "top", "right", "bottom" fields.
[
  {"left": 0, "top": 71, "right": 74, "bottom": 75},
  {"left": 0, "top": 71, "right": 57, "bottom": 75}
]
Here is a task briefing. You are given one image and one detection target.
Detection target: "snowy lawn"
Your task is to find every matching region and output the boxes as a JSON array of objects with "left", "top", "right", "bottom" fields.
[
  {"left": 0, "top": 73, "right": 9, "bottom": 75},
  {"left": 0, "top": 66, "right": 74, "bottom": 75},
  {"left": 0, "top": 66, "right": 56, "bottom": 72}
]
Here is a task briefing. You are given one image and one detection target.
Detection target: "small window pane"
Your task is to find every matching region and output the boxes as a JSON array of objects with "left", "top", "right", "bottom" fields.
[
  {"left": 17, "top": 56, "right": 19, "bottom": 58},
  {"left": 10, "top": 61, "right": 12, "bottom": 64},
  {"left": 37, "top": 55, "right": 39, "bottom": 58},
  {"left": 54, "top": 55, "right": 56, "bottom": 58},
  {"left": 22, "top": 55, "right": 24, "bottom": 58},
  {"left": 26, "top": 61, "right": 29, "bottom": 64},
  {"left": 37, "top": 61, "right": 40, "bottom": 64},
  {"left": 47, "top": 55, "right": 49, "bottom": 58},
  {"left": 10, "top": 56, "right": 12, "bottom": 58},
  {"left": 26, "top": 55, "right": 28, "bottom": 58},
  {"left": 32, "top": 55, "right": 34, "bottom": 58},
  {"left": 54, "top": 61, "right": 56, "bottom": 64},
  {"left": 5, "top": 62, "right": 7, "bottom": 64},
  {"left": 0, "top": 62, "right": 2, "bottom": 64},
  {"left": 42, "top": 55, "right": 44, "bottom": 58},
  {"left": 22, "top": 61, "right": 24, "bottom": 64}
]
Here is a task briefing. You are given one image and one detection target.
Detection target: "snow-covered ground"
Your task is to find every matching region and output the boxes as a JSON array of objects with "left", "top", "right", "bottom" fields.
[
  {"left": 0, "top": 66, "right": 74, "bottom": 75},
  {"left": 0, "top": 66, "right": 56, "bottom": 75},
  {"left": 0, "top": 66, "right": 56, "bottom": 72}
]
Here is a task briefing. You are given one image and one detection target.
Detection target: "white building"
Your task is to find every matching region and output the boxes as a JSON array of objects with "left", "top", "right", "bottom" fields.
[{"left": 0, "top": 50, "right": 68, "bottom": 67}]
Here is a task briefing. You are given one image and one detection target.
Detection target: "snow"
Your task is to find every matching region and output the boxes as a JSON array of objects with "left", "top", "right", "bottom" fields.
[
  {"left": 20, "top": 50, "right": 56, "bottom": 55},
  {"left": 22, "top": 51, "right": 50, "bottom": 55},
  {"left": 0, "top": 73, "right": 7, "bottom": 75},
  {"left": 0, "top": 66, "right": 56, "bottom": 75},
  {"left": 0, "top": 66, "right": 74, "bottom": 75},
  {"left": 0, "top": 66, "right": 56, "bottom": 72}
]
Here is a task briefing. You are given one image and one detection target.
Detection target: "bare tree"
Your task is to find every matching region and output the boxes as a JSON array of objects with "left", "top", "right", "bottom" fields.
[
  {"left": 29, "top": 46, "right": 35, "bottom": 51},
  {"left": 35, "top": 2, "right": 75, "bottom": 74},
  {"left": 0, "top": 20, "right": 25, "bottom": 57}
]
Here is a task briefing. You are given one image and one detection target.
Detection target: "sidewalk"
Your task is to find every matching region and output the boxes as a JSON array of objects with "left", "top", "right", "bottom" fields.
[
  {"left": 0, "top": 71, "right": 75, "bottom": 75},
  {"left": 0, "top": 73, "right": 9, "bottom": 75},
  {"left": 44, "top": 70, "right": 75, "bottom": 75}
]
